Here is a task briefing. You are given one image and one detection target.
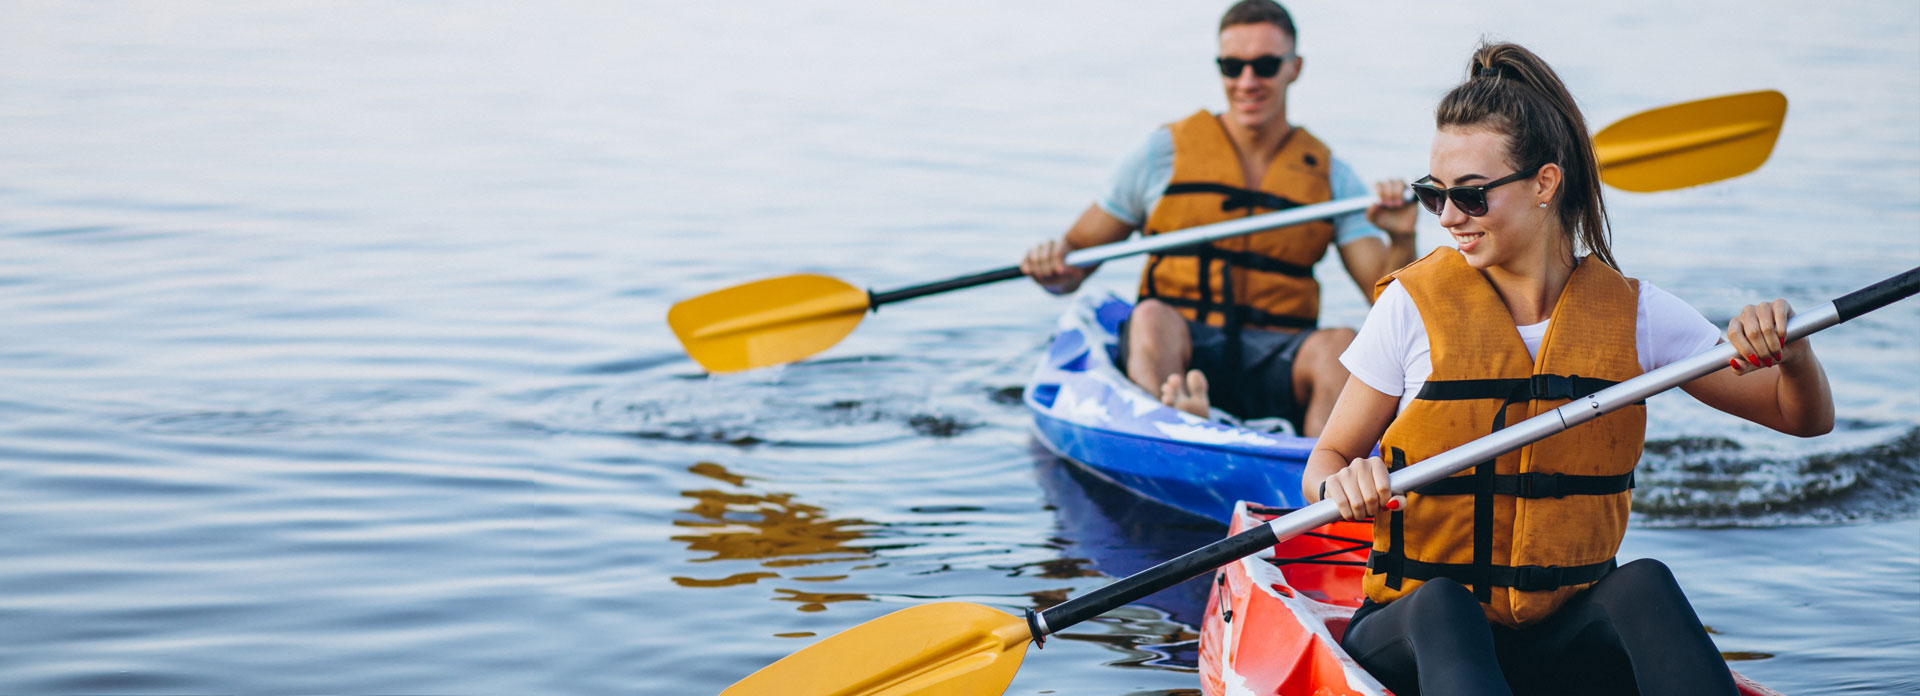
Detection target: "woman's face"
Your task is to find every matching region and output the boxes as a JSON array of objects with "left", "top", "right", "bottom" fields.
[{"left": 1426, "top": 125, "right": 1558, "bottom": 270}]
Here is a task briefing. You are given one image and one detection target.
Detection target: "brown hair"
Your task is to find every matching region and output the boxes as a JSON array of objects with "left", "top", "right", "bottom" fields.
[
  {"left": 1437, "top": 42, "right": 1615, "bottom": 269},
  {"left": 1220, "top": 0, "right": 1296, "bottom": 41}
]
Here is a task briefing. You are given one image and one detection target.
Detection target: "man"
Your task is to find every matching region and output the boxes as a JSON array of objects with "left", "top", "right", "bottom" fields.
[{"left": 1020, "top": 0, "right": 1417, "bottom": 437}]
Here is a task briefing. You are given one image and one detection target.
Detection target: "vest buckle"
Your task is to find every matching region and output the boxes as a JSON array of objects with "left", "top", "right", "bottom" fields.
[
  {"left": 1515, "top": 472, "right": 1567, "bottom": 498},
  {"left": 1513, "top": 564, "right": 1564, "bottom": 592},
  {"left": 1529, "top": 374, "right": 1576, "bottom": 400}
]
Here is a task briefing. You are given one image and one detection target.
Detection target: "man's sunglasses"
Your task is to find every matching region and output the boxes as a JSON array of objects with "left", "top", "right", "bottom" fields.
[
  {"left": 1409, "top": 164, "right": 1545, "bottom": 217},
  {"left": 1216, "top": 53, "right": 1295, "bottom": 79}
]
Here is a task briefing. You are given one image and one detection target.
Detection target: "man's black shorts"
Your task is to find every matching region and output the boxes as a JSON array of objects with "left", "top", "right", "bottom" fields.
[{"left": 1117, "top": 318, "right": 1311, "bottom": 426}]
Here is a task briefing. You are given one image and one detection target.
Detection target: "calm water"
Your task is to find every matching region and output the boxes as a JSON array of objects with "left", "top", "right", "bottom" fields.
[{"left": 3, "top": 1, "right": 1917, "bottom": 694}]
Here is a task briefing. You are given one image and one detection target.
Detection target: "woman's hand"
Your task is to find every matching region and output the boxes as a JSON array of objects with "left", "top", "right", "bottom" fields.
[
  {"left": 1366, "top": 178, "right": 1419, "bottom": 240},
  {"left": 1682, "top": 298, "right": 1833, "bottom": 437},
  {"left": 1019, "top": 237, "right": 1090, "bottom": 295},
  {"left": 1319, "top": 454, "right": 1396, "bottom": 521},
  {"left": 1727, "top": 299, "right": 1800, "bottom": 375}
]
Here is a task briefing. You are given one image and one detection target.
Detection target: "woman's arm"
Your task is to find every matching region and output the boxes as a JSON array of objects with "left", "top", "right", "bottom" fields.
[
  {"left": 1304, "top": 375, "right": 1401, "bottom": 520},
  {"left": 1680, "top": 299, "right": 1835, "bottom": 436}
]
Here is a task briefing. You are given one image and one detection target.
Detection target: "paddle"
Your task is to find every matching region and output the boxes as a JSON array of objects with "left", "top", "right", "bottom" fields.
[
  {"left": 670, "top": 91, "right": 1789, "bottom": 374},
  {"left": 1592, "top": 89, "right": 1786, "bottom": 193},
  {"left": 721, "top": 265, "right": 1919, "bottom": 696}
]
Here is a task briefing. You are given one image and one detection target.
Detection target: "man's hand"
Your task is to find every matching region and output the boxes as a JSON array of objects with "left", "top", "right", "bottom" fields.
[
  {"left": 1367, "top": 178, "right": 1418, "bottom": 241},
  {"left": 1020, "top": 237, "right": 1091, "bottom": 295}
]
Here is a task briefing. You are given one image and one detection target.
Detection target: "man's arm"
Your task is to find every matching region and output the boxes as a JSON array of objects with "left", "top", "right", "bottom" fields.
[
  {"left": 1338, "top": 179, "right": 1419, "bottom": 302},
  {"left": 1021, "top": 204, "right": 1136, "bottom": 295},
  {"left": 1337, "top": 234, "right": 1417, "bottom": 301}
]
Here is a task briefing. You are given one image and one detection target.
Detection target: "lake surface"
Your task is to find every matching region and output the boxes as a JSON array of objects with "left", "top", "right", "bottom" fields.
[{"left": 2, "top": 1, "right": 1916, "bottom": 693}]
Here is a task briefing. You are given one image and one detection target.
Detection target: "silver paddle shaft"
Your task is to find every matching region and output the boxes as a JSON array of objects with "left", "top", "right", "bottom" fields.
[
  {"left": 1262, "top": 300, "right": 1848, "bottom": 541},
  {"left": 1061, "top": 195, "right": 1381, "bottom": 267}
]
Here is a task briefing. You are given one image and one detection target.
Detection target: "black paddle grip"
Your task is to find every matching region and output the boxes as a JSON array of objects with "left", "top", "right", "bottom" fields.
[
  {"left": 1834, "top": 266, "right": 1920, "bottom": 322},
  {"left": 867, "top": 265, "right": 1026, "bottom": 310},
  {"left": 1035, "top": 522, "right": 1280, "bottom": 636}
]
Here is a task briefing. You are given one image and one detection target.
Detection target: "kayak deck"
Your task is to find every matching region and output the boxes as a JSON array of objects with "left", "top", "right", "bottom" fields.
[{"left": 1201, "top": 502, "right": 1787, "bottom": 696}]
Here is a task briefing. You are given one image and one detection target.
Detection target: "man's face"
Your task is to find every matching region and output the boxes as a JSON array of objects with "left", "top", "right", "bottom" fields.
[{"left": 1217, "top": 23, "right": 1299, "bottom": 131}]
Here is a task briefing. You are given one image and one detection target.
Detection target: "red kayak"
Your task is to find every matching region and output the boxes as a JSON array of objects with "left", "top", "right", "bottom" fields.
[{"left": 1199, "top": 501, "right": 1786, "bottom": 695}]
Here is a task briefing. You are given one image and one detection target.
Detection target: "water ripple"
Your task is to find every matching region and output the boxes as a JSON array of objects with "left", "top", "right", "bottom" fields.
[{"left": 1637, "top": 425, "right": 1920, "bottom": 527}]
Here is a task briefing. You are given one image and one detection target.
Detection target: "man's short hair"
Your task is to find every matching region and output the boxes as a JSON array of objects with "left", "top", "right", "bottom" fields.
[{"left": 1219, "top": 0, "right": 1297, "bottom": 41}]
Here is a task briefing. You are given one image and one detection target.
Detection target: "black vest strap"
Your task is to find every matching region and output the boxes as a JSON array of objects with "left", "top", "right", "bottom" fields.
[
  {"left": 1391, "top": 373, "right": 1632, "bottom": 603},
  {"left": 1143, "top": 253, "right": 1165, "bottom": 302},
  {"left": 1366, "top": 555, "right": 1617, "bottom": 593},
  {"left": 1473, "top": 440, "right": 1496, "bottom": 602},
  {"left": 1163, "top": 181, "right": 1305, "bottom": 214},
  {"left": 1413, "top": 470, "right": 1635, "bottom": 498},
  {"left": 1383, "top": 447, "right": 1409, "bottom": 591},
  {"left": 1141, "top": 179, "right": 1320, "bottom": 367},
  {"left": 1219, "top": 259, "right": 1244, "bottom": 371},
  {"left": 1415, "top": 375, "right": 1621, "bottom": 403},
  {"left": 1195, "top": 245, "right": 1218, "bottom": 326}
]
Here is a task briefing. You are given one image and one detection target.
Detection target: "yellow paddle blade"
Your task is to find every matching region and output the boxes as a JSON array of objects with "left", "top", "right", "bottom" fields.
[
  {"left": 667, "top": 273, "right": 870, "bottom": 373},
  {"left": 1595, "top": 90, "right": 1787, "bottom": 192},
  {"left": 722, "top": 602, "right": 1031, "bottom": 696}
]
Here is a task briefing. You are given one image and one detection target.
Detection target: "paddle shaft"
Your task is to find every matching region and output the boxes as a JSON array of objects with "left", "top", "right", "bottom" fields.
[
  {"left": 868, "top": 90, "right": 1783, "bottom": 309},
  {"left": 865, "top": 196, "right": 1380, "bottom": 308},
  {"left": 1030, "top": 266, "right": 1919, "bottom": 637}
]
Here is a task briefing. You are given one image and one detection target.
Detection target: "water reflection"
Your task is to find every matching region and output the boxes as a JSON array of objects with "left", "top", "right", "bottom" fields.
[
  {"left": 1029, "top": 445, "right": 1226, "bottom": 623},
  {"left": 1028, "top": 444, "right": 1228, "bottom": 670},
  {"left": 669, "top": 461, "right": 877, "bottom": 610},
  {"left": 1010, "top": 557, "right": 1105, "bottom": 580}
]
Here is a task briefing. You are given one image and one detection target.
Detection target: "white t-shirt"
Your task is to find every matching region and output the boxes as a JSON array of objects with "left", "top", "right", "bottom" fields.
[{"left": 1341, "top": 275, "right": 1723, "bottom": 414}]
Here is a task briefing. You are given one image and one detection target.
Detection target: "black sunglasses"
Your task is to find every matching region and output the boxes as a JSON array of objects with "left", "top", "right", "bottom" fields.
[
  {"left": 1216, "top": 53, "right": 1294, "bottom": 79},
  {"left": 1410, "top": 164, "right": 1545, "bottom": 217}
]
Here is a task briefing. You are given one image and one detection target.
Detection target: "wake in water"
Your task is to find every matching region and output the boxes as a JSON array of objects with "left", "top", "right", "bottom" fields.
[
  {"left": 1635, "top": 424, "right": 1920, "bottom": 527},
  {"left": 604, "top": 346, "right": 1041, "bottom": 447},
  {"left": 614, "top": 363, "right": 986, "bottom": 446}
]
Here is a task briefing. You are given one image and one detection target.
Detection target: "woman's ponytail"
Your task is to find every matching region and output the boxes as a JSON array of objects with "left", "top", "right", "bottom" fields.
[{"left": 1437, "top": 42, "right": 1615, "bottom": 270}]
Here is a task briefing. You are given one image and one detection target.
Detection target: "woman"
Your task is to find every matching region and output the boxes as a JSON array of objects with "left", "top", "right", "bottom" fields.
[{"left": 1304, "top": 43, "right": 1834, "bottom": 695}]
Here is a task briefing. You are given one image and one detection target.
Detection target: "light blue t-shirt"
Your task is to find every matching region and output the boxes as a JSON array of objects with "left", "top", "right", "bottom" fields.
[{"left": 1096, "top": 125, "right": 1387, "bottom": 246}]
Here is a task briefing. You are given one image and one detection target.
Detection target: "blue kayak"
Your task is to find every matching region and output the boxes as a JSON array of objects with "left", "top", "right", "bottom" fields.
[{"left": 1024, "top": 291, "right": 1316, "bottom": 523}]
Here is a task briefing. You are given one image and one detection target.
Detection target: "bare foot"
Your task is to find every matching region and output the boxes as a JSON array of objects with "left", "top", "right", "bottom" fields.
[{"left": 1159, "top": 369, "right": 1211, "bottom": 418}]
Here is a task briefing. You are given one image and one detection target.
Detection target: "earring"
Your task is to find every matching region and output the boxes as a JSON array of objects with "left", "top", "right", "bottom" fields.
[{"left": 1538, "top": 202, "right": 1548, "bottom": 209}]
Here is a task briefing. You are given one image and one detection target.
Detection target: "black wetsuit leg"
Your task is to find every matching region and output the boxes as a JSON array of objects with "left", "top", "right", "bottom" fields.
[
  {"left": 1500, "top": 558, "right": 1739, "bottom": 696},
  {"left": 1341, "top": 560, "right": 1738, "bottom": 696},
  {"left": 1339, "top": 577, "right": 1512, "bottom": 696}
]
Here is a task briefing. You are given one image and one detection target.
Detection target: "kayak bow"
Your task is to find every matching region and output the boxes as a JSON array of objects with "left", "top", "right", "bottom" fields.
[{"left": 1024, "top": 291, "right": 1316, "bottom": 522}]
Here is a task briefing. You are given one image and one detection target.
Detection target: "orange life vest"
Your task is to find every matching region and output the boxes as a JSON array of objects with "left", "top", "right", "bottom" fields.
[
  {"left": 1138, "top": 110, "right": 1336, "bottom": 333},
  {"left": 1362, "top": 249, "right": 1646, "bottom": 628}
]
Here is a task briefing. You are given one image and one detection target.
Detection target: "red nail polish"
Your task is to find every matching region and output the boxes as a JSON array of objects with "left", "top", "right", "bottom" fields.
[
  {"left": 1762, "top": 357, "right": 1774, "bottom": 368},
  {"left": 1778, "top": 336, "right": 1786, "bottom": 348},
  {"left": 1385, "top": 499, "right": 1402, "bottom": 511},
  {"left": 1748, "top": 355, "right": 1761, "bottom": 366},
  {"left": 1730, "top": 358, "right": 1741, "bottom": 370}
]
